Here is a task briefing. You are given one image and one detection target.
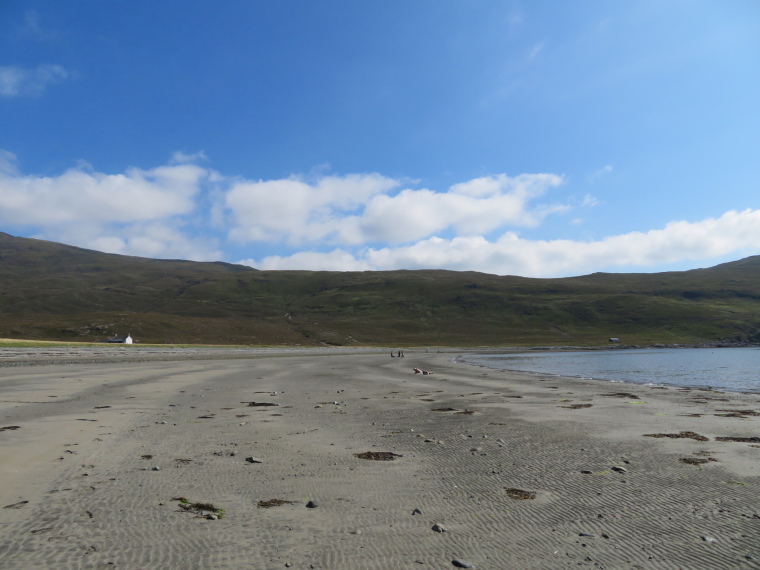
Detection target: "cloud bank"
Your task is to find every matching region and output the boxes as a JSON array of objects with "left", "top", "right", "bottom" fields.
[
  {"left": 1, "top": 151, "right": 759, "bottom": 277},
  {"left": 250, "top": 209, "right": 760, "bottom": 277}
]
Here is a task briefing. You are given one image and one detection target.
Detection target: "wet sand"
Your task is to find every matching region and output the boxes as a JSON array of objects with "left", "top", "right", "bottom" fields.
[{"left": 0, "top": 348, "right": 758, "bottom": 569}]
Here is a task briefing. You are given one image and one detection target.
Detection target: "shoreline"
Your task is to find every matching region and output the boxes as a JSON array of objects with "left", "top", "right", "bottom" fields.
[
  {"left": 455, "top": 348, "right": 760, "bottom": 396},
  {"left": 0, "top": 351, "right": 758, "bottom": 568}
]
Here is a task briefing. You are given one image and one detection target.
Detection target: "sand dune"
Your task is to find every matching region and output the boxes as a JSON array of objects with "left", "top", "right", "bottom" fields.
[{"left": 0, "top": 349, "right": 758, "bottom": 569}]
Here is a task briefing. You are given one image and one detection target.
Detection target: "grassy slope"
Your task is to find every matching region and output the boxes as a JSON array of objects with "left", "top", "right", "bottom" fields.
[{"left": 2, "top": 232, "right": 760, "bottom": 346}]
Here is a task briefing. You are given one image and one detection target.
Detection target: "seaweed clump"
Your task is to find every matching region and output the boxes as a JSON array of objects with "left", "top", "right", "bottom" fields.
[
  {"left": 172, "top": 497, "right": 224, "bottom": 519},
  {"left": 643, "top": 431, "right": 709, "bottom": 442},
  {"left": 504, "top": 488, "right": 536, "bottom": 500},
  {"left": 604, "top": 392, "right": 640, "bottom": 399},
  {"left": 680, "top": 457, "right": 718, "bottom": 465},
  {"left": 354, "top": 451, "right": 401, "bottom": 461},
  {"left": 258, "top": 499, "right": 293, "bottom": 508}
]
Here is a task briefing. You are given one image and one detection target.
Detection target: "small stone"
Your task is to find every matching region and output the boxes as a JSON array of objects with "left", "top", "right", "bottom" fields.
[
  {"left": 151, "top": 466, "right": 160, "bottom": 471},
  {"left": 285, "top": 563, "right": 292, "bottom": 568},
  {"left": 412, "top": 508, "right": 423, "bottom": 515},
  {"left": 245, "top": 457, "right": 263, "bottom": 463},
  {"left": 452, "top": 560, "right": 474, "bottom": 568},
  {"left": 306, "top": 500, "right": 318, "bottom": 508},
  {"left": 701, "top": 535, "right": 717, "bottom": 543},
  {"left": 432, "top": 523, "right": 446, "bottom": 533},
  {"left": 353, "top": 529, "right": 361, "bottom": 535},
  {"left": 230, "top": 451, "right": 238, "bottom": 456},
  {"left": 579, "top": 532, "right": 595, "bottom": 538},
  {"left": 580, "top": 470, "right": 593, "bottom": 474},
  {"left": 611, "top": 466, "right": 627, "bottom": 473},
  {"left": 601, "top": 533, "right": 610, "bottom": 539}
]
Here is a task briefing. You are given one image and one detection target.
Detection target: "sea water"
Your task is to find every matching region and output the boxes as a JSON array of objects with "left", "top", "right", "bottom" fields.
[{"left": 458, "top": 348, "right": 760, "bottom": 393}]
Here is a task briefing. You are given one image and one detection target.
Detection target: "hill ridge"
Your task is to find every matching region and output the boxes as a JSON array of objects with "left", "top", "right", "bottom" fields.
[{"left": 2, "top": 233, "right": 759, "bottom": 346}]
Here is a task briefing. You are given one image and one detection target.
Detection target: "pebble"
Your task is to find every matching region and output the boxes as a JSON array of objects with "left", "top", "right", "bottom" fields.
[
  {"left": 306, "top": 500, "right": 318, "bottom": 508},
  {"left": 245, "top": 457, "right": 263, "bottom": 463},
  {"left": 412, "top": 508, "right": 423, "bottom": 515},
  {"left": 151, "top": 466, "right": 160, "bottom": 471},
  {"left": 432, "top": 523, "right": 446, "bottom": 533},
  {"left": 579, "top": 532, "right": 595, "bottom": 537},
  {"left": 611, "top": 466, "right": 627, "bottom": 473},
  {"left": 452, "top": 560, "right": 474, "bottom": 568},
  {"left": 230, "top": 451, "right": 238, "bottom": 456},
  {"left": 701, "top": 536, "right": 717, "bottom": 543}
]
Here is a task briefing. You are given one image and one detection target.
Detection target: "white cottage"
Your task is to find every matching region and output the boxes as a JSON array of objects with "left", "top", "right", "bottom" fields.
[{"left": 106, "top": 334, "right": 133, "bottom": 344}]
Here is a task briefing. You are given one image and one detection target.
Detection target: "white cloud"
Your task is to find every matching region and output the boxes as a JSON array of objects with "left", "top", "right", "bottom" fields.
[
  {"left": 0, "top": 152, "right": 219, "bottom": 261},
  {"left": 0, "top": 158, "right": 206, "bottom": 225},
  {"left": 45, "top": 221, "right": 222, "bottom": 261},
  {"left": 580, "top": 193, "right": 599, "bottom": 207},
  {"left": 225, "top": 173, "right": 401, "bottom": 244},
  {"left": 89, "top": 224, "right": 222, "bottom": 261},
  {"left": 242, "top": 249, "right": 373, "bottom": 272},
  {"left": 590, "top": 164, "right": 613, "bottom": 181},
  {"left": 170, "top": 150, "right": 208, "bottom": 164},
  {"left": 526, "top": 42, "right": 545, "bottom": 63},
  {"left": 241, "top": 209, "right": 760, "bottom": 277},
  {"left": 225, "top": 172, "right": 564, "bottom": 246},
  {"left": 0, "top": 64, "right": 68, "bottom": 97}
]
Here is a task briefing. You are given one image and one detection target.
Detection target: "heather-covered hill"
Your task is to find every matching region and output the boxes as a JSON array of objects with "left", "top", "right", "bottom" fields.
[{"left": 2, "top": 232, "right": 759, "bottom": 346}]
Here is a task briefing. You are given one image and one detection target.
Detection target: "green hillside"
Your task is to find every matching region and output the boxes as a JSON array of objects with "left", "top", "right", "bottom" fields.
[{"left": 2, "top": 232, "right": 759, "bottom": 346}]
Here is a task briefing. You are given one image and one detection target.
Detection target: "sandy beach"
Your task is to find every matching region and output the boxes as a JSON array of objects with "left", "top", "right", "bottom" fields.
[{"left": 0, "top": 348, "right": 758, "bottom": 569}]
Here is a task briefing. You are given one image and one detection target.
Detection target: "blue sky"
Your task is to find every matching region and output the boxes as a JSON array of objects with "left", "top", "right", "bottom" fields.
[{"left": 1, "top": 1, "right": 759, "bottom": 277}]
